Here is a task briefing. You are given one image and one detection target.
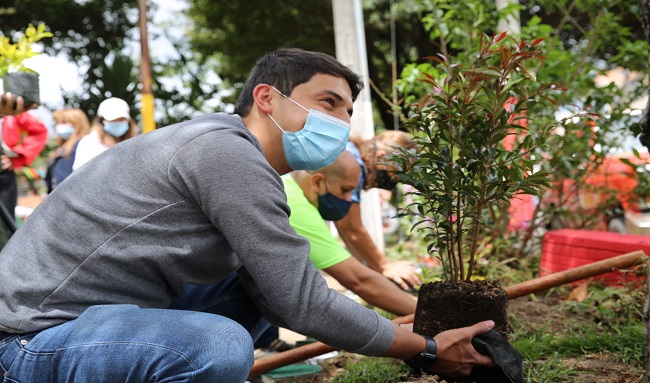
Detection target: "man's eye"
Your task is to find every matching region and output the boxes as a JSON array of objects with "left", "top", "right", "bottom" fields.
[{"left": 323, "top": 98, "right": 334, "bottom": 106}]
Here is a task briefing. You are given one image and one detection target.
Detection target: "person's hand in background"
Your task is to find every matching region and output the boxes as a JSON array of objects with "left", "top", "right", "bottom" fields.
[
  {"left": 383, "top": 260, "right": 422, "bottom": 290},
  {"left": 0, "top": 93, "right": 32, "bottom": 116},
  {"left": 1, "top": 155, "right": 14, "bottom": 170}
]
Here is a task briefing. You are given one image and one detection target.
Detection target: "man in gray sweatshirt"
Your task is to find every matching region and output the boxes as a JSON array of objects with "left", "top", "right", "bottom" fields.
[{"left": 0, "top": 48, "right": 495, "bottom": 382}]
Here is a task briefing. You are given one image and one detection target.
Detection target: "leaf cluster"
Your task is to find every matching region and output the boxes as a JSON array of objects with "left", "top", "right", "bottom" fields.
[
  {"left": 0, "top": 0, "right": 138, "bottom": 114},
  {"left": 391, "top": 34, "right": 559, "bottom": 282},
  {"left": 0, "top": 23, "right": 52, "bottom": 77}
]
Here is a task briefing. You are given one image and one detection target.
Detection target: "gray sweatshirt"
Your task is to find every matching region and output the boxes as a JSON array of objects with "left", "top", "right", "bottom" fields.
[{"left": 0, "top": 113, "right": 394, "bottom": 355}]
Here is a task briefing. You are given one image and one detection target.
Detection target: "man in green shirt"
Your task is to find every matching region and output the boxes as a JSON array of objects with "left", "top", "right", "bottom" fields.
[
  {"left": 258, "top": 150, "right": 417, "bottom": 351},
  {"left": 284, "top": 150, "right": 417, "bottom": 315}
]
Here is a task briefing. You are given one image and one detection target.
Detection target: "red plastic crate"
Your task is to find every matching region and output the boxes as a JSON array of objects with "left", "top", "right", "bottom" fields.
[{"left": 540, "top": 229, "right": 647, "bottom": 286}]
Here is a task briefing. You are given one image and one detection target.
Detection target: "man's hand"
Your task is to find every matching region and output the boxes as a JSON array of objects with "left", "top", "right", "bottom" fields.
[
  {"left": 0, "top": 93, "right": 29, "bottom": 116},
  {"left": 382, "top": 260, "right": 421, "bottom": 290},
  {"left": 430, "top": 320, "right": 496, "bottom": 377}
]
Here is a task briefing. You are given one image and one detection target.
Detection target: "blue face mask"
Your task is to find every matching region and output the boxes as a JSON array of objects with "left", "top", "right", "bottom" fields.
[
  {"left": 317, "top": 183, "right": 352, "bottom": 221},
  {"left": 55, "top": 123, "right": 74, "bottom": 139},
  {"left": 103, "top": 121, "right": 130, "bottom": 138},
  {"left": 268, "top": 87, "right": 351, "bottom": 171}
]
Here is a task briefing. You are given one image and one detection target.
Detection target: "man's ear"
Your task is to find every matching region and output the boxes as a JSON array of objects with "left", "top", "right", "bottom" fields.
[
  {"left": 310, "top": 172, "right": 326, "bottom": 193},
  {"left": 252, "top": 84, "right": 275, "bottom": 114}
]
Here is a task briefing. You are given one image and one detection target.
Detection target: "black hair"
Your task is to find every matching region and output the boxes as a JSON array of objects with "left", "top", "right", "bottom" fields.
[{"left": 234, "top": 48, "right": 363, "bottom": 116}]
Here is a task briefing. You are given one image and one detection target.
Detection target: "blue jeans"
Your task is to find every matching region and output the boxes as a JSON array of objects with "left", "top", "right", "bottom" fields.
[{"left": 0, "top": 274, "right": 267, "bottom": 382}]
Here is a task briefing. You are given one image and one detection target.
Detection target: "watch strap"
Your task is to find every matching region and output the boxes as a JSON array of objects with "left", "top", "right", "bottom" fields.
[{"left": 405, "top": 335, "right": 437, "bottom": 373}]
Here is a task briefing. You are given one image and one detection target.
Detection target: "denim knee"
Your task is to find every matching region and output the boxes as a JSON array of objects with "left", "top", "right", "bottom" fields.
[
  {"left": 200, "top": 317, "right": 255, "bottom": 381},
  {"left": 2, "top": 306, "right": 257, "bottom": 383}
]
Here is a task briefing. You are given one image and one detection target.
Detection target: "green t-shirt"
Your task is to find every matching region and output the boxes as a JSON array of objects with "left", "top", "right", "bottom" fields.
[{"left": 282, "top": 174, "right": 351, "bottom": 270}]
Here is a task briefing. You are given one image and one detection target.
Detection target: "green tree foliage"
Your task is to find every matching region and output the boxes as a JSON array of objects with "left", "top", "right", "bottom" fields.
[
  {"left": 637, "top": 0, "right": 650, "bottom": 148},
  {"left": 185, "top": 0, "right": 435, "bottom": 129},
  {"left": 186, "top": 0, "right": 336, "bottom": 101},
  {"left": 0, "top": 0, "right": 139, "bottom": 118},
  {"left": 185, "top": 0, "right": 644, "bottom": 132},
  {"left": 1, "top": 0, "right": 254, "bottom": 126}
]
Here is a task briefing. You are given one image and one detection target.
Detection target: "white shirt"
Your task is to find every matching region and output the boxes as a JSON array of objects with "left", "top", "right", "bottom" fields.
[{"left": 72, "top": 130, "right": 109, "bottom": 171}]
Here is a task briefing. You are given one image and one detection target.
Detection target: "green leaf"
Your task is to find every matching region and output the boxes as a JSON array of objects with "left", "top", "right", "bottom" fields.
[{"left": 518, "top": 64, "right": 537, "bottom": 81}]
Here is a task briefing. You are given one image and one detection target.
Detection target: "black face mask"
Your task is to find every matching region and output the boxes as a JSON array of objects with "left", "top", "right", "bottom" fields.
[{"left": 374, "top": 169, "right": 398, "bottom": 190}]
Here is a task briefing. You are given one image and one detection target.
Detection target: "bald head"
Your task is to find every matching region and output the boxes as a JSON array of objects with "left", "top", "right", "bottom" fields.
[
  {"left": 293, "top": 150, "right": 361, "bottom": 208},
  {"left": 315, "top": 150, "right": 360, "bottom": 182}
]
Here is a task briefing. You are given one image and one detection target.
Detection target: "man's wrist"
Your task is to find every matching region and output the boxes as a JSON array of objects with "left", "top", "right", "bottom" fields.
[{"left": 405, "top": 335, "right": 437, "bottom": 373}]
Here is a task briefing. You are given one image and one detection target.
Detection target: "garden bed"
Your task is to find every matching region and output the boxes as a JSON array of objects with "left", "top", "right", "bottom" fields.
[{"left": 274, "top": 283, "right": 644, "bottom": 383}]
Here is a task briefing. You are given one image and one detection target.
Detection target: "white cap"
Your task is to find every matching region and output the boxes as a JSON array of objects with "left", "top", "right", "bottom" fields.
[{"left": 97, "top": 97, "right": 131, "bottom": 121}]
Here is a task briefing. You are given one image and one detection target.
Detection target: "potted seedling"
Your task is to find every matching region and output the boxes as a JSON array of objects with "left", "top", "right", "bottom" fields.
[
  {"left": 391, "top": 33, "right": 562, "bottom": 382},
  {"left": 0, "top": 23, "right": 52, "bottom": 109}
]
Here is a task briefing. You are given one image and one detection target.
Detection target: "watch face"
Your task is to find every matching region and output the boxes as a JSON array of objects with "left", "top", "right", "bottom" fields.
[{"left": 406, "top": 335, "right": 437, "bottom": 372}]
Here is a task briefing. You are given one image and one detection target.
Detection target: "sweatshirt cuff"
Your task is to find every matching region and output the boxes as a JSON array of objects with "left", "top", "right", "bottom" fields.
[{"left": 350, "top": 311, "right": 395, "bottom": 356}]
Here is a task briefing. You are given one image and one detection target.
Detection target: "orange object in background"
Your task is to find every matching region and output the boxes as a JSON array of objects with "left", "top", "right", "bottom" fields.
[
  {"left": 542, "top": 150, "right": 650, "bottom": 233},
  {"left": 508, "top": 193, "right": 536, "bottom": 231},
  {"left": 578, "top": 151, "right": 650, "bottom": 214},
  {"left": 502, "top": 97, "right": 537, "bottom": 231},
  {"left": 501, "top": 105, "right": 650, "bottom": 233}
]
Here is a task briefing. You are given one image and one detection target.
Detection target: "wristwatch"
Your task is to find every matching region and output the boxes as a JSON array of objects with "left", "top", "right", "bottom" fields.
[{"left": 405, "top": 335, "right": 438, "bottom": 373}]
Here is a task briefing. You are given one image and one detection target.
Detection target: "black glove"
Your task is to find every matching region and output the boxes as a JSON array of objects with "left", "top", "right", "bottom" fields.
[{"left": 467, "top": 329, "right": 524, "bottom": 383}]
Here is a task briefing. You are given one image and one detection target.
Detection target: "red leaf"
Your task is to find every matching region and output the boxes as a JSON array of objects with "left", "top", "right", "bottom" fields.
[
  {"left": 531, "top": 37, "right": 545, "bottom": 46},
  {"left": 494, "top": 31, "right": 507, "bottom": 43},
  {"left": 423, "top": 55, "right": 445, "bottom": 64}
]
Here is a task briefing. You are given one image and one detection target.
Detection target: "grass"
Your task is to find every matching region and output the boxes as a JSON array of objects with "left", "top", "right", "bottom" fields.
[
  {"left": 330, "top": 357, "right": 410, "bottom": 383},
  {"left": 524, "top": 354, "right": 578, "bottom": 382},
  {"left": 320, "top": 270, "right": 646, "bottom": 383},
  {"left": 512, "top": 322, "right": 644, "bottom": 363}
]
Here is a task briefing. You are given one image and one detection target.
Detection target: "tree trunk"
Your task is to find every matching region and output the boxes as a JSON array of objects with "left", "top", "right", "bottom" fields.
[
  {"left": 639, "top": 0, "right": 650, "bottom": 150},
  {"left": 637, "top": 0, "right": 650, "bottom": 374}
]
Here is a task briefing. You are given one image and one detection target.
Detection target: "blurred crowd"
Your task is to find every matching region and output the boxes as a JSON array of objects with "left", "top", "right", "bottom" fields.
[{"left": 0, "top": 94, "right": 137, "bottom": 223}]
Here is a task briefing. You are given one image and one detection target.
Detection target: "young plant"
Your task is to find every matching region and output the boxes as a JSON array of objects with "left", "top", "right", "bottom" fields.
[
  {"left": 0, "top": 23, "right": 52, "bottom": 77},
  {"left": 391, "top": 33, "right": 561, "bottom": 282}
]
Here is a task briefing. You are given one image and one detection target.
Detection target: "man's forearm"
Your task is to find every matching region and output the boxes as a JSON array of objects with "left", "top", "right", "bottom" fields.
[
  {"left": 334, "top": 203, "right": 421, "bottom": 290},
  {"left": 334, "top": 203, "right": 387, "bottom": 272},
  {"left": 354, "top": 272, "right": 417, "bottom": 316},
  {"left": 327, "top": 258, "right": 416, "bottom": 316},
  {"left": 337, "top": 226, "right": 386, "bottom": 272}
]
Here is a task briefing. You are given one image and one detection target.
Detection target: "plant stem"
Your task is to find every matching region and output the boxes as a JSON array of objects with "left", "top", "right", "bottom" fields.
[{"left": 456, "top": 191, "right": 464, "bottom": 281}]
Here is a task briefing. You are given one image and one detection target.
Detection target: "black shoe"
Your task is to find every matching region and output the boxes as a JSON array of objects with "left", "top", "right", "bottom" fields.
[{"left": 268, "top": 338, "right": 295, "bottom": 352}]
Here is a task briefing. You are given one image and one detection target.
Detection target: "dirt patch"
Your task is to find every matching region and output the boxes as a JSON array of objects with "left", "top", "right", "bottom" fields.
[
  {"left": 507, "top": 295, "right": 568, "bottom": 333},
  {"left": 404, "top": 293, "right": 643, "bottom": 383},
  {"left": 564, "top": 353, "right": 644, "bottom": 383}
]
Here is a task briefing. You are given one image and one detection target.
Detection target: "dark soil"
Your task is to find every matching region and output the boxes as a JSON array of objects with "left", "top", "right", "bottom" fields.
[
  {"left": 413, "top": 280, "right": 512, "bottom": 383},
  {"left": 414, "top": 279, "right": 509, "bottom": 337}
]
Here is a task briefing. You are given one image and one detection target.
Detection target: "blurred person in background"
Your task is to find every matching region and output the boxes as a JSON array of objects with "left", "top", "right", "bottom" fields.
[
  {"left": 72, "top": 97, "right": 136, "bottom": 170},
  {"left": 0, "top": 92, "right": 48, "bottom": 219},
  {"left": 45, "top": 108, "right": 91, "bottom": 192},
  {"left": 338, "top": 131, "right": 422, "bottom": 290}
]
